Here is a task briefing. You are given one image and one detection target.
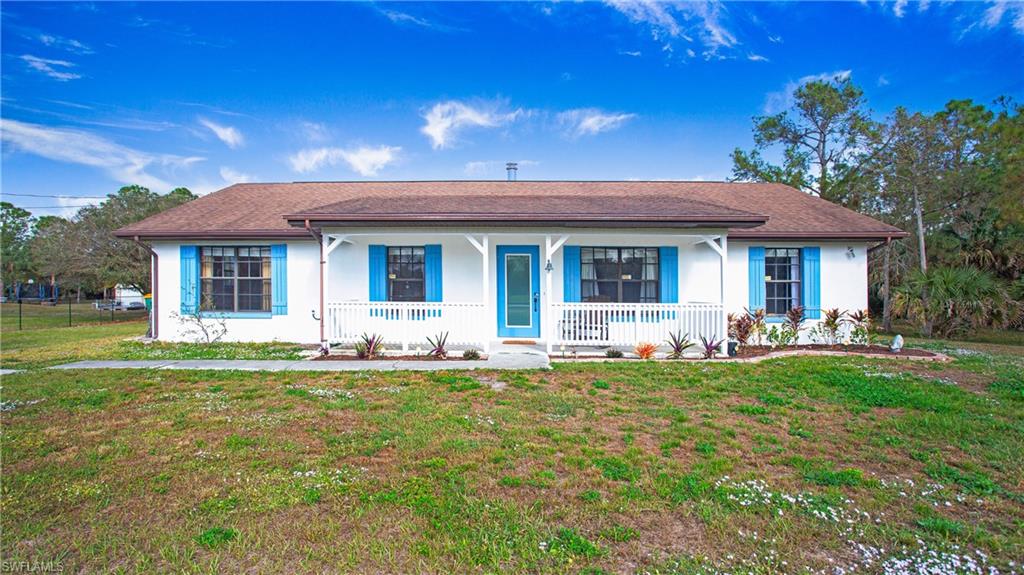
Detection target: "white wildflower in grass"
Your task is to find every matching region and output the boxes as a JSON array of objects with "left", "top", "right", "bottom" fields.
[{"left": 0, "top": 398, "right": 44, "bottom": 412}]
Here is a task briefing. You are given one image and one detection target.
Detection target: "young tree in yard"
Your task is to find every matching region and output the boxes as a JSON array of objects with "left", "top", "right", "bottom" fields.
[
  {"left": 1, "top": 202, "right": 35, "bottom": 295},
  {"left": 75, "top": 185, "right": 196, "bottom": 294},
  {"left": 731, "top": 75, "right": 882, "bottom": 207}
]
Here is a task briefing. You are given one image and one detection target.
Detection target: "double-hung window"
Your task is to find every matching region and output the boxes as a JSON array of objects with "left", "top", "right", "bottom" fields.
[
  {"left": 387, "top": 246, "right": 425, "bottom": 301},
  {"left": 765, "top": 248, "right": 801, "bottom": 315},
  {"left": 581, "top": 247, "right": 659, "bottom": 303},
  {"left": 200, "top": 247, "right": 271, "bottom": 312}
]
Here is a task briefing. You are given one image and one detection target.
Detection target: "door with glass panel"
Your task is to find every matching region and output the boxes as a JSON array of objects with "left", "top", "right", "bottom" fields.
[{"left": 496, "top": 245, "right": 540, "bottom": 338}]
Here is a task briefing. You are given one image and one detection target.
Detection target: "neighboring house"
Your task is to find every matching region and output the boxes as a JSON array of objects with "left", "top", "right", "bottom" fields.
[{"left": 115, "top": 181, "right": 907, "bottom": 352}]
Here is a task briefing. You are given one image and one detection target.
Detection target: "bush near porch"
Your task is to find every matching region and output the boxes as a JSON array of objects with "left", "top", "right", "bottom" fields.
[{"left": 1, "top": 340, "right": 1022, "bottom": 573}]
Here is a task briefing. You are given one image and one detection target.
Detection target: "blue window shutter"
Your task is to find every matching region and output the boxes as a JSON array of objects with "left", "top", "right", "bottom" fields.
[
  {"left": 368, "top": 245, "right": 387, "bottom": 301},
  {"left": 748, "top": 246, "right": 765, "bottom": 312},
  {"left": 563, "top": 245, "right": 581, "bottom": 302},
  {"left": 801, "top": 247, "right": 821, "bottom": 319},
  {"left": 425, "top": 244, "right": 442, "bottom": 302},
  {"left": 270, "top": 244, "right": 288, "bottom": 315},
  {"left": 180, "top": 245, "right": 199, "bottom": 314},
  {"left": 659, "top": 246, "right": 679, "bottom": 303}
]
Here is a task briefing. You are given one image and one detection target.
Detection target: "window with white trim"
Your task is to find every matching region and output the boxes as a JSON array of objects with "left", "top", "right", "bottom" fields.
[
  {"left": 200, "top": 247, "right": 271, "bottom": 312},
  {"left": 765, "top": 248, "right": 801, "bottom": 315}
]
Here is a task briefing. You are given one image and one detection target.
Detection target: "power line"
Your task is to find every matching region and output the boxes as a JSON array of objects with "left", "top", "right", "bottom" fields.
[{"left": 2, "top": 193, "right": 108, "bottom": 199}]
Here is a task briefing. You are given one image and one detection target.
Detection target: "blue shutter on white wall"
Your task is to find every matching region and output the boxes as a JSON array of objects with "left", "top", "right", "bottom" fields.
[
  {"left": 368, "top": 245, "right": 387, "bottom": 301},
  {"left": 563, "top": 246, "right": 581, "bottom": 302},
  {"left": 748, "top": 246, "right": 766, "bottom": 312},
  {"left": 270, "top": 244, "right": 288, "bottom": 315},
  {"left": 659, "top": 246, "right": 679, "bottom": 303},
  {"left": 425, "top": 244, "right": 442, "bottom": 302},
  {"left": 801, "top": 247, "right": 821, "bottom": 319},
  {"left": 179, "top": 245, "right": 199, "bottom": 314}
]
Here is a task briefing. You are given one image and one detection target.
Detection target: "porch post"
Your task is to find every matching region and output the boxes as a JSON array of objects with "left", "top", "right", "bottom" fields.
[
  {"left": 545, "top": 236, "right": 553, "bottom": 355},
  {"left": 482, "top": 235, "right": 490, "bottom": 354},
  {"left": 322, "top": 233, "right": 331, "bottom": 344},
  {"left": 544, "top": 234, "right": 569, "bottom": 355},
  {"left": 719, "top": 234, "right": 729, "bottom": 355}
]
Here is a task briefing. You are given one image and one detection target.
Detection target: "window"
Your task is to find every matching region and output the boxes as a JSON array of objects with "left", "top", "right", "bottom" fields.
[
  {"left": 765, "top": 248, "right": 801, "bottom": 315},
  {"left": 581, "top": 247, "right": 659, "bottom": 303},
  {"left": 388, "top": 246, "right": 425, "bottom": 301},
  {"left": 200, "top": 247, "right": 271, "bottom": 312}
]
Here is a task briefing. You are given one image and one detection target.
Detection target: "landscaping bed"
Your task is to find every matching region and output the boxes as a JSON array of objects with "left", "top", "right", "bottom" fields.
[
  {"left": 733, "top": 344, "right": 940, "bottom": 359},
  {"left": 314, "top": 353, "right": 474, "bottom": 361}
]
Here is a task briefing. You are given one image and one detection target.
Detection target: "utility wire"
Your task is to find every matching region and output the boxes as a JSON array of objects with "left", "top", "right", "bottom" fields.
[{"left": 2, "top": 192, "right": 108, "bottom": 199}]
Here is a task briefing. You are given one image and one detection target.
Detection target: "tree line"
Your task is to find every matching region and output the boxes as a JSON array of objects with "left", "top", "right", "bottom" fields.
[
  {"left": 1, "top": 185, "right": 195, "bottom": 299},
  {"left": 732, "top": 75, "right": 1023, "bottom": 337}
]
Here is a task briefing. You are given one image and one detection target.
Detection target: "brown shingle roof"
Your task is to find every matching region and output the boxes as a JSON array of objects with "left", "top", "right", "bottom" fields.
[{"left": 114, "top": 181, "right": 907, "bottom": 240}]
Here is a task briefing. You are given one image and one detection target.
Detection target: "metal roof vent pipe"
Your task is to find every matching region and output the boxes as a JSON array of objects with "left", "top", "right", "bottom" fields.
[{"left": 506, "top": 162, "right": 518, "bottom": 181}]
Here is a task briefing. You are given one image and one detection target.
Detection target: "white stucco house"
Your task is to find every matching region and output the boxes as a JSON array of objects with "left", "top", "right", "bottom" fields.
[{"left": 115, "top": 181, "right": 907, "bottom": 353}]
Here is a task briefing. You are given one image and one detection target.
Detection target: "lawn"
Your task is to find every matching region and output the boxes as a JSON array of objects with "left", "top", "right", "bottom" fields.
[
  {"left": 0, "top": 321, "right": 307, "bottom": 370},
  {"left": 1, "top": 336, "right": 1022, "bottom": 573},
  {"left": 1, "top": 301, "right": 149, "bottom": 331}
]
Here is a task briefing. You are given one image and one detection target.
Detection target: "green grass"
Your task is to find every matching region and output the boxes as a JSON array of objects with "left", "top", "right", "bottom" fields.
[
  {"left": 1, "top": 301, "right": 148, "bottom": 331},
  {"left": 1, "top": 328, "right": 1022, "bottom": 573},
  {"left": 0, "top": 321, "right": 305, "bottom": 369}
]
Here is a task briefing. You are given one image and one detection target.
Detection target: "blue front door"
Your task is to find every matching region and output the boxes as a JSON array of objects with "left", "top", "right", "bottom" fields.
[{"left": 497, "top": 245, "right": 540, "bottom": 338}]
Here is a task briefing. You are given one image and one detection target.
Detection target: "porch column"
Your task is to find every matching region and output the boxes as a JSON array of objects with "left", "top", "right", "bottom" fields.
[
  {"left": 719, "top": 235, "right": 729, "bottom": 355},
  {"left": 322, "top": 233, "right": 331, "bottom": 344},
  {"left": 464, "top": 234, "right": 490, "bottom": 354},
  {"left": 544, "top": 235, "right": 570, "bottom": 355},
  {"left": 482, "top": 235, "right": 490, "bottom": 354}
]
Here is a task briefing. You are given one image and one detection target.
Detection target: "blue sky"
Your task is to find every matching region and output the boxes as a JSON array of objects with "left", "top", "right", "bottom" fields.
[{"left": 2, "top": 1, "right": 1022, "bottom": 216}]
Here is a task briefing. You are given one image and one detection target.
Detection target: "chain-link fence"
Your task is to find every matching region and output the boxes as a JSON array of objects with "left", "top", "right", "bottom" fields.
[{"left": 1, "top": 300, "right": 149, "bottom": 331}]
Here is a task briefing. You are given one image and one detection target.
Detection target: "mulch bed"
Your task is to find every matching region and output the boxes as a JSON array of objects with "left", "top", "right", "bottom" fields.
[
  {"left": 733, "top": 344, "right": 938, "bottom": 359},
  {"left": 313, "top": 354, "right": 472, "bottom": 361}
]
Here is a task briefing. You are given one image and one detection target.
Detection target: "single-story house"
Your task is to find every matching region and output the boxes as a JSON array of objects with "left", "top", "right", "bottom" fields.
[{"left": 115, "top": 181, "right": 907, "bottom": 353}]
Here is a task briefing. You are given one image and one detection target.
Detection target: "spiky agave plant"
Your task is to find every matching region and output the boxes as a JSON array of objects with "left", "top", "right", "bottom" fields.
[
  {"left": 699, "top": 335, "right": 725, "bottom": 359},
  {"left": 664, "top": 331, "right": 693, "bottom": 359},
  {"left": 634, "top": 342, "right": 658, "bottom": 360},
  {"left": 356, "top": 333, "right": 385, "bottom": 359},
  {"left": 426, "top": 331, "right": 449, "bottom": 359}
]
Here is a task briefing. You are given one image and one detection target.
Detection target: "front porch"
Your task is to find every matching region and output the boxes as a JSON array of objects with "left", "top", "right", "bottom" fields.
[{"left": 320, "top": 229, "right": 731, "bottom": 354}]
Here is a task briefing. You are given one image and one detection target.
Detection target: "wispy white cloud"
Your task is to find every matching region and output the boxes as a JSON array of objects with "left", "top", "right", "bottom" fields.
[
  {"left": 299, "top": 121, "right": 329, "bottom": 143},
  {"left": 219, "top": 166, "right": 253, "bottom": 184},
  {"left": 893, "top": 0, "right": 908, "bottom": 18},
  {"left": 619, "top": 49, "right": 643, "bottom": 57},
  {"left": 288, "top": 145, "right": 400, "bottom": 176},
  {"left": 768, "top": 34, "right": 783, "bottom": 44},
  {"left": 763, "top": 70, "right": 852, "bottom": 114},
  {"left": 380, "top": 9, "right": 434, "bottom": 28},
  {"left": 0, "top": 119, "right": 203, "bottom": 190},
  {"left": 747, "top": 53, "right": 770, "bottom": 62},
  {"left": 38, "top": 33, "right": 93, "bottom": 54},
  {"left": 463, "top": 159, "right": 540, "bottom": 177},
  {"left": 199, "top": 117, "right": 244, "bottom": 148},
  {"left": 979, "top": 1, "right": 1024, "bottom": 34},
  {"left": 20, "top": 55, "right": 81, "bottom": 81},
  {"left": 877, "top": 74, "right": 891, "bottom": 87},
  {"left": 420, "top": 100, "right": 525, "bottom": 150},
  {"left": 557, "top": 108, "right": 637, "bottom": 138},
  {"left": 605, "top": 1, "right": 740, "bottom": 59}
]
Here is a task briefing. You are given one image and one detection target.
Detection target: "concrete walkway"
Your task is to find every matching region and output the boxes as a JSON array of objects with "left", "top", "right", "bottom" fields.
[{"left": 48, "top": 349, "right": 550, "bottom": 372}]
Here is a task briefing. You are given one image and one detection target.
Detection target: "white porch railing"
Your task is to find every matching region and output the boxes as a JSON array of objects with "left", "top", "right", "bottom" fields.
[
  {"left": 326, "top": 301, "right": 488, "bottom": 350},
  {"left": 551, "top": 302, "right": 725, "bottom": 347}
]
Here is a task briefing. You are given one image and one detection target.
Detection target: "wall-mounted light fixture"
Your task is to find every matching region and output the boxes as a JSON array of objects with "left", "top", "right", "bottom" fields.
[
  {"left": 846, "top": 247, "right": 856, "bottom": 259},
  {"left": 545, "top": 259, "right": 554, "bottom": 272}
]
